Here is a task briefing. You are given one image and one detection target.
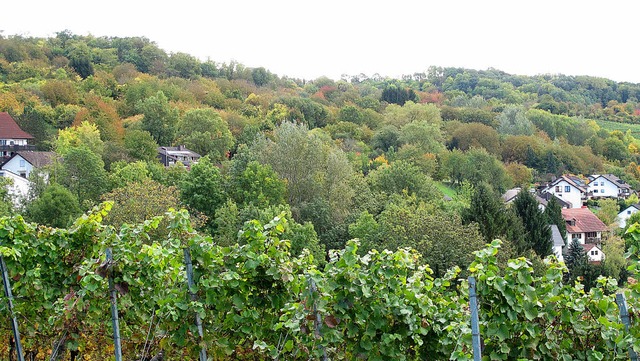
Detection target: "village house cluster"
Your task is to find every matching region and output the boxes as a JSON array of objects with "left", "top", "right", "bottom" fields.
[{"left": 504, "top": 173, "right": 636, "bottom": 264}]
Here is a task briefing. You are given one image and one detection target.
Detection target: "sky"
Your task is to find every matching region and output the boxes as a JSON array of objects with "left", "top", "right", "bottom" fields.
[{"left": 3, "top": 0, "right": 639, "bottom": 83}]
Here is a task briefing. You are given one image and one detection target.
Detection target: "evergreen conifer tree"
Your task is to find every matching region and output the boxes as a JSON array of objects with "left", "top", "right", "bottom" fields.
[{"left": 513, "top": 189, "right": 552, "bottom": 257}]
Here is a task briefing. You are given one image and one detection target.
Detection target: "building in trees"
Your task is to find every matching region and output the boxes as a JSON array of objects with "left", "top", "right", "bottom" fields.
[
  {"left": 0, "top": 112, "right": 35, "bottom": 159},
  {"left": 157, "top": 145, "right": 201, "bottom": 167}
]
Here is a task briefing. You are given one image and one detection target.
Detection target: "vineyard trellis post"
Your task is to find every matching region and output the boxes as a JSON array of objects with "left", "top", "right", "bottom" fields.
[
  {"left": 0, "top": 255, "right": 25, "bottom": 361},
  {"left": 184, "top": 247, "right": 207, "bottom": 361},
  {"left": 106, "top": 248, "right": 123, "bottom": 361},
  {"left": 469, "top": 276, "right": 482, "bottom": 361},
  {"left": 308, "top": 277, "right": 327, "bottom": 361},
  {"left": 615, "top": 293, "right": 638, "bottom": 361}
]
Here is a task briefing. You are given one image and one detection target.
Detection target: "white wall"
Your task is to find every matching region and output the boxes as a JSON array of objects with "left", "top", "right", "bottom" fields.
[
  {"left": 1, "top": 155, "right": 32, "bottom": 178},
  {"left": 0, "top": 170, "right": 31, "bottom": 208},
  {"left": 546, "top": 180, "right": 583, "bottom": 208},
  {"left": 618, "top": 206, "right": 639, "bottom": 228},
  {"left": 589, "top": 177, "right": 620, "bottom": 198}
]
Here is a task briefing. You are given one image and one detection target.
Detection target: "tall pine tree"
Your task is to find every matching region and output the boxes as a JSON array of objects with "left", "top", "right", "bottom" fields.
[
  {"left": 462, "top": 183, "right": 527, "bottom": 252},
  {"left": 513, "top": 189, "right": 552, "bottom": 257}
]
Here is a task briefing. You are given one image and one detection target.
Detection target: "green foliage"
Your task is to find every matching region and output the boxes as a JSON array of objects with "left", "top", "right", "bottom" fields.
[
  {"left": 513, "top": 189, "right": 552, "bottom": 257},
  {"left": 228, "top": 160, "right": 286, "bottom": 208},
  {"left": 179, "top": 156, "right": 226, "bottom": 227},
  {"left": 136, "top": 90, "right": 179, "bottom": 145},
  {"left": 497, "top": 105, "right": 534, "bottom": 136},
  {"left": 175, "top": 108, "right": 234, "bottom": 160},
  {"left": 123, "top": 129, "right": 158, "bottom": 162},
  {"left": 367, "top": 160, "right": 440, "bottom": 201},
  {"left": 25, "top": 183, "right": 81, "bottom": 228},
  {"left": 596, "top": 198, "right": 621, "bottom": 225},
  {"left": 544, "top": 196, "right": 567, "bottom": 239},
  {"left": 58, "top": 146, "right": 108, "bottom": 205}
]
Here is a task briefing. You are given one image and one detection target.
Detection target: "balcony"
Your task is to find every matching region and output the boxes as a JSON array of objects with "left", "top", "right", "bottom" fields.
[{"left": 0, "top": 144, "right": 36, "bottom": 152}]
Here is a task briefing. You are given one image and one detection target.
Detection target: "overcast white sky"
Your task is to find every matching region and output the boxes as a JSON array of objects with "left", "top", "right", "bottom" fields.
[{"left": 3, "top": 0, "right": 639, "bottom": 83}]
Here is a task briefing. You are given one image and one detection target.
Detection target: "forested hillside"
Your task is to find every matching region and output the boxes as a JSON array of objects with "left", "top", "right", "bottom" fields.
[{"left": 1, "top": 31, "right": 640, "bottom": 359}]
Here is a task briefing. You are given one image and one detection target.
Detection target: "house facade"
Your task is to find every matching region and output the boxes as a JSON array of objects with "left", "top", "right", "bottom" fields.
[
  {"left": 1, "top": 151, "right": 55, "bottom": 179},
  {"left": 0, "top": 112, "right": 35, "bottom": 160},
  {"left": 542, "top": 175, "right": 588, "bottom": 209},
  {"left": 617, "top": 203, "right": 640, "bottom": 228},
  {"left": 582, "top": 243, "right": 605, "bottom": 263},
  {"left": 562, "top": 207, "right": 608, "bottom": 245},
  {"left": 0, "top": 169, "right": 31, "bottom": 207},
  {"left": 588, "top": 174, "right": 632, "bottom": 199},
  {"left": 158, "top": 146, "right": 201, "bottom": 167}
]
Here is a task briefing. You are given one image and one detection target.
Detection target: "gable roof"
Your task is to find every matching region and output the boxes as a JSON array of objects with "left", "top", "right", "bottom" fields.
[
  {"left": 549, "top": 175, "right": 587, "bottom": 193},
  {"left": 562, "top": 208, "right": 608, "bottom": 234},
  {"left": 550, "top": 224, "right": 565, "bottom": 248},
  {"left": 591, "top": 174, "right": 632, "bottom": 190},
  {"left": 581, "top": 243, "right": 601, "bottom": 252},
  {"left": 538, "top": 192, "right": 573, "bottom": 209},
  {"left": 0, "top": 112, "right": 34, "bottom": 140},
  {"left": 15, "top": 151, "right": 55, "bottom": 167}
]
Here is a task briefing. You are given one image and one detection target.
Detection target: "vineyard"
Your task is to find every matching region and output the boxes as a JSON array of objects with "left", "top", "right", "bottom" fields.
[{"left": 1, "top": 203, "right": 640, "bottom": 360}]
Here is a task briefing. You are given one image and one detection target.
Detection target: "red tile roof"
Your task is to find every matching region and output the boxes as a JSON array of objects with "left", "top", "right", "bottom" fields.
[
  {"left": 0, "top": 112, "right": 34, "bottom": 139},
  {"left": 562, "top": 208, "right": 608, "bottom": 233}
]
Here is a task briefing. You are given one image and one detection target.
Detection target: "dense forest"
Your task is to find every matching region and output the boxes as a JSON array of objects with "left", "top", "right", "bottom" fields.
[{"left": 1, "top": 31, "right": 640, "bottom": 359}]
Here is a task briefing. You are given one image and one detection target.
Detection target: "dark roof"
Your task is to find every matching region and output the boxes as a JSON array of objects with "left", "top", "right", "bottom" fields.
[
  {"left": 562, "top": 208, "right": 608, "bottom": 234},
  {"left": 549, "top": 175, "right": 587, "bottom": 193},
  {"left": 15, "top": 151, "right": 55, "bottom": 167},
  {"left": 0, "top": 112, "right": 34, "bottom": 139},
  {"left": 592, "top": 174, "right": 632, "bottom": 190},
  {"left": 538, "top": 192, "right": 573, "bottom": 208}
]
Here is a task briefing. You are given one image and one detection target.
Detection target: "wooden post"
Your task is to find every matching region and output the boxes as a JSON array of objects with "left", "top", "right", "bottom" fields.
[
  {"left": 184, "top": 247, "right": 207, "bottom": 361},
  {"left": 616, "top": 293, "right": 638, "bottom": 361},
  {"left": 0, "top": 255, "right": 24, "bottom": 361},
  {"left": 106, "top": 248, "right": 123, "bottom": 361},
  {"left": 469, "top": 276, "right": 482, "bottom": 361}
]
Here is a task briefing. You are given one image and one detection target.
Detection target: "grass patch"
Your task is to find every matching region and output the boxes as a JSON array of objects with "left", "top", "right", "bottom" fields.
[
  {"left": 436, "top": 182, "right": 457, "bottom": 198},
  {"left": 595, "top": 119, "right": 640, "bottom": 137}
]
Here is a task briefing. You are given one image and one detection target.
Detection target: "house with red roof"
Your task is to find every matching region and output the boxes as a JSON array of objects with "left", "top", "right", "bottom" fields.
[
  {"left": 582, "top": 243, "right": 604, "bottom": 264},
  {"left": 562, "top": 207, "right": 608, "bottom": 245},
  {"left": 0, "top": 112, "right": 35, "bottom": 160}
]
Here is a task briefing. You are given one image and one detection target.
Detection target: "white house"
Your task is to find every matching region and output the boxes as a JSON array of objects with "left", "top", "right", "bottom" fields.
[
  {"left": 588, "top": 174, "right": 632, "bottom": 199},
  {"left": 503, "top": 187, "right": 571, "bottom": 211},
  {"left": 1, "top": 151, "right": 55, "bottom": 179},
  {"left": 542, "top": 175, "right": 588, "bottom": 209},
  {"left": 0, "top": 169, "right": 31, "bottom": 208},
  {"left": 617, "top": 203, "right": 640, "bottom": 228},
  {"left": 551, "top": 224, "right": 565, "bottom": 262},
  {"left": 562, "top": 207, "right": 608, "bottom": 245},
  {"left": 582, "top": 243, "right": 605, "bottom": 263},
  {"left": 0, "top": 112, "right": 35, "bottom": 160}
]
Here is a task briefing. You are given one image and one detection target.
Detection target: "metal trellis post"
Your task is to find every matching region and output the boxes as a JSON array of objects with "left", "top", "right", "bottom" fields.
[
  {"left": 107, "top": 248, "right": 123, "bottom": 361},
  {"left": 184, "top": 247, "right": 207, "bottom": 361},
  {"left": 1, "top": 255, "right": 24, "bottom": 361},
  {"left": 616, "top": 293, "right": 638, "bottom": 361},
  {"left": 469, "top": 276, "right": 482, "bottom": 361}
]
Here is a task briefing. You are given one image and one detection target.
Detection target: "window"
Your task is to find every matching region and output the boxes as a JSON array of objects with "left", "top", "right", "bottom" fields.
[
  {"left": 601, "top": 182, "right": 605, "bottom": 186},
  {"left": 629, "top": 210, "right": 633, "bottom": 215},
  {"left": 555, "top": 186, "right": 561, "bottom": 192},
  {"left": 19, "top": 159, "right": 25, "bottom": 167},
  {"left": 594, "top": 189, "right": 598, "bottom": 193},
  {"left": 586, "top": 232, "right": 597, "bottom": 238},
  {"left": 565, "top": 186, "right": 571, "bottom": 192}
]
